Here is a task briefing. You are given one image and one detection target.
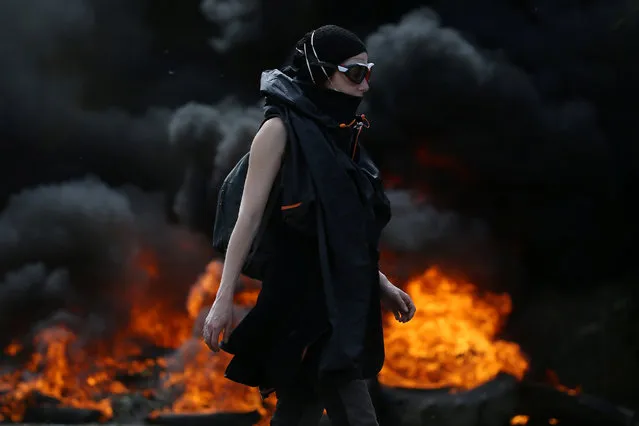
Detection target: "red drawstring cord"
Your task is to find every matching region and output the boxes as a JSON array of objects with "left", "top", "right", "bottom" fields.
[{"left": 338, "top": 114, "right": 370, "bottom": 159}]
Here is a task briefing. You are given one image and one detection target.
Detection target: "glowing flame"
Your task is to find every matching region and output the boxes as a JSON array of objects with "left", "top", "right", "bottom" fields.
[
  {"left": 1, "top": 260, "right": 531, "bottom": 424},
  {"left": 186, "top": 261, "right": 222, "bottom": 319},
  {"left": 379, "top": 267, "right": 529, "bottom": 390},
  {"left": 510, "top": 415, "right": 530, "bottom": 425},
  {"left": 0, "top": 259, "right": 265, "bottom": 422},
  {"left": 0, "top": 327, "right": 113, "bottom": 422},
  {"left": 150, "top": 261, "right": 265, "bottom": 418},
  {"left": 546, "top": 369, "right": 581, "bottom": 396},
  {"left": 510, "top": 414, "right": 560, "bottom": 425}
]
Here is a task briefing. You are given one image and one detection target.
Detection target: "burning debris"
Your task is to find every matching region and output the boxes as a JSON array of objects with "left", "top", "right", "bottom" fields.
[
  {"left": 379, "top": 267, "right": 528, "bottom": 390},
  {"left": 0, "top": 259, "right": 264, "bottom": 423},
  {"left": 0, "top": 259, "right": 530, "bottom": 424}
]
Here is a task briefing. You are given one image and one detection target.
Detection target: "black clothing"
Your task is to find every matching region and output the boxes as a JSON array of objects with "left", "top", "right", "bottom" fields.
[
  {"left": 299, "top": 82, "right": 364, "bottom": 126},
  {"left": 304, "top": 25, "right": 366, "bottom": 67},
  {"left": 270, "top": 336, "right": 379, "bottom": 426},
  {"left": 270, "top": 379, "right": 379, "bottom": 426},
  {"left": 222, "top": 69, "right": 391, "bottom": 394}
]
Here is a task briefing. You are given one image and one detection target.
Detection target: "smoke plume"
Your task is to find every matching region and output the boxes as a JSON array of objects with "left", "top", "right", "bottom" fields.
[
  {"left": 363, "top": 7, "right": 626, "bottom": 285},
  {"left": 1, "top": 0, "right": 638, "bottom": 343},
  {"left": 0, "top": 0, "right": 181, "bottom": 199},
  {"left": 200, "top": 0, "right": 261, "bottom": 53},
  {"left": 0, "top": 178, "right": 211, "bottom": 346},
  {"left": 168, "top": 99, "right": 263, "bottom": 232}
]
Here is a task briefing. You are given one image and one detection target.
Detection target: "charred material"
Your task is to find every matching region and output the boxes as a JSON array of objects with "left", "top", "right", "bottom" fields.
[
  {"left": 22, "top": 406, "right": 103, "bottom": 424},
  {"left": 516, "top": 382, "right": 637, "bottom": 426},
  {"left": 0, "top": 391, "right": 102, "bottom": 424},
  {"left": 147, "top": 410, "right": 261, "bottom": 426},
  {"left": 376, "top": 373, "right": 518, "bottom": 426}
]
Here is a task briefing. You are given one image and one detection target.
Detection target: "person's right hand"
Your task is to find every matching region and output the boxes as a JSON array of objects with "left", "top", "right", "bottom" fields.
[{"left": 202, "top": 294, "right": 234, "bottom": 352}]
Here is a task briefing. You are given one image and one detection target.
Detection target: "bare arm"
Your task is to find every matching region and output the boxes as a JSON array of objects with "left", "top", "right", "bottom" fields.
[
  {"left": 378, "top": 270, "right": 392, "bottom": 290},
  {"left": 216, "top": 117, "right": 287, "bottom": 301}
]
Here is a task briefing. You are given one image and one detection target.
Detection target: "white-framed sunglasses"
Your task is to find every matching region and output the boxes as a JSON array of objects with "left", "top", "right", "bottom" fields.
[{"left": 298, "top": 30, "right": 373, "bottom": 85}]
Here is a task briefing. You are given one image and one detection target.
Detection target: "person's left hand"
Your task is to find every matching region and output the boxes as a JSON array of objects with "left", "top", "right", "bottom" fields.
[{"left": 380, "top": 281, "right": 416, "bottom": 323}]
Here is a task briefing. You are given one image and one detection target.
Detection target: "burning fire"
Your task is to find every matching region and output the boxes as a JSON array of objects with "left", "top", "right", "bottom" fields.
[
  {"left": 149, "top": 262, "right": 266, "bottom": 419},
  {"left": 379, "top": 267, "right": 529, "bottom": 390},
  {"left": 0, "top": 260, "right": 265, "bottom": 423},
  {"left": 0, "top": 259, "right": 527, "bottom": 423}
]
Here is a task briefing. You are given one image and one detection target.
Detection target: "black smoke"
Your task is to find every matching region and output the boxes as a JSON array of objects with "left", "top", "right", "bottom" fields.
[
  {"left": 168, "top": 99, "right": 263, "bottom": 232},
  {"left": 0, "top": 177, "right": 214, "bottom": 348},
  {"left": 0, "top": 0, "right": 258, "bottom": 345},
  {"left": 0, "top": 0, "right": 637, "bottom": 376},
  {"left": 362, "top": 7, "right": 631, "bottom": 287}
]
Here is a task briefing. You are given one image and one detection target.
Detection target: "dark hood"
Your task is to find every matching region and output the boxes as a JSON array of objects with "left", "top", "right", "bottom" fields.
[{"left": 260, "top": 69, "right": 361, "bottom": 128}]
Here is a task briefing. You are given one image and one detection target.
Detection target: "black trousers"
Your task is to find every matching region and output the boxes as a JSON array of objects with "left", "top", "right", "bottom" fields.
[{"left": 270, "top": 378, "right": 379, "bottom": 426}]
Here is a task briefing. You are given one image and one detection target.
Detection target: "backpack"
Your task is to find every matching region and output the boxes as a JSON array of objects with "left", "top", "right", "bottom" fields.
[{"left": 212, "top": 152, "right": 281, "bottom": 281}]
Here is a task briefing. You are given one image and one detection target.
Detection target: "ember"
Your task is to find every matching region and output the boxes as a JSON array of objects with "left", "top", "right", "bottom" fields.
[
  {"left": 0, "top": 326, "right": 113, "bottom": 422},
  {"left": 510, "top": 415, "right": 529, "bottom": 425},
  {"left": 379, "top": 266, "right": 529, "bottom": 390},
  {"left": 0, "top": 260, "right": 526, "bottom": 424}
]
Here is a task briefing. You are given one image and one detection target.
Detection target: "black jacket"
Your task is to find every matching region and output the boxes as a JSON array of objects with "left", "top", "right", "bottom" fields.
[{"left": 222, "top": 69, "right": 391, "bottom": 390}]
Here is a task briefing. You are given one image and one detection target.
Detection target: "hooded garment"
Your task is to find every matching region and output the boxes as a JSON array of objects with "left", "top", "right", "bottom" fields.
[{"left": 221, "top": 69, "right": 391, "bottom": 393}]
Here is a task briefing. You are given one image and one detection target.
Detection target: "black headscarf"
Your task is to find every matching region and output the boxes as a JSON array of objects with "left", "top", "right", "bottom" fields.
[
  {"left": 282, "top": 25, "right": 367, "bottom": 85},
  {"left": 281, "top": 25, "right": 368, "bottom": 126}
]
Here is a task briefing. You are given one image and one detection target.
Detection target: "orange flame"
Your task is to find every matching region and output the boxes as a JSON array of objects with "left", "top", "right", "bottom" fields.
[
  {"left": 1, "top": 260, "right": 530, "bottom": 424},
  {"left": 546, "top": 369, "right": 581, "bottom": 396},
  {"left": 0, "top": 327, "right": 113, "bottom": 422},
  {"left": 510, "top": 415, "right": 530, "bottom": 425},
  {"left": 0, "top": 259, "right": 265, "bottom": 422},
  {"left": 379, "top": 267, "right": 529, "bottom": 390},
  {"left": 150, "top": 261, "right": 264, "bottom": 418}
]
